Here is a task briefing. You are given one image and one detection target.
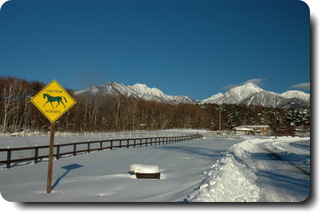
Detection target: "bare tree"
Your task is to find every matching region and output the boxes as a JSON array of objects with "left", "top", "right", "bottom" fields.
[{"left": 1, "top": 78, "right": 19, "bottom": 132}]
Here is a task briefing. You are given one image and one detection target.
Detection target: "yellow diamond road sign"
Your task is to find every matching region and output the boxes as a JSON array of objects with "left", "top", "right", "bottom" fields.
[{"left": 31, "top": 80, "right": 76, "bottom": 123}]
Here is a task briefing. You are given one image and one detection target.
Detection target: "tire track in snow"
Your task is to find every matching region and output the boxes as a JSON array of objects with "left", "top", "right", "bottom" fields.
[
  {"left": 253, "top": 142, "right": 310, "bottom": 202},
  {"left": 263, "top": 148, "right": 310, "bottom": 176}
]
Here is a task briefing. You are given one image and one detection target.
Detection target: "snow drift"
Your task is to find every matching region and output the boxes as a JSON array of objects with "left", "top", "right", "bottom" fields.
[
  {"left": 186, "top": 136, "right": 310, "bottom": 202},
  {"left": 186, "top": 139, "right": 261, "bottom": 202}
]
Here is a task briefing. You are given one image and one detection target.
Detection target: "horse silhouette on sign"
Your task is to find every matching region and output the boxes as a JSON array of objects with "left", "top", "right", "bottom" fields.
[{"left": 43, "top": 93, "right": 67, "bottom": 109}]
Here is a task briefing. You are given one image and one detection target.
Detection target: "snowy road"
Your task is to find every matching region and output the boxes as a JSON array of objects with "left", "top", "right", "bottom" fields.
[
  {"left": 0, "top": 131, "right": 310, "bottom": 202},
  {"left": 254, "top": 139, "right": 310, "bottom": 202},
  {"left": 187, "top": 136, "right": 310, "bottom": 202}
]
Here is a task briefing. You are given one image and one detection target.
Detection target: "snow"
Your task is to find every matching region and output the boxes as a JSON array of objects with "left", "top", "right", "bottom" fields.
[
  {"left": 211, "top": 82, "right": 264, "bottom": 104},
  {"left": 0, "top": 130, "right": 310, "bottom": 202},
  {"left": 130, "top": 164, "right": 160, "bottom": 174},
  {"left": 75, "top": 81, "right": 195, "bottom": 104},
  {"left": 201, "top": 93, "right": 223, "bottom": 104},
  {"left": 280, "top": 90, "right": 310, "bottom": 101},
  {"left": 75, "top": 81, "right": 310, "bottom": 107},
  {"left": 186, "top": 138, "right": 261, "bottom": 202},
  {"left": 199, "top": 82, "right": 310, "bottom": 108},
  {"left": 130, "top": 83, "right": 165, "bottom": 98},
  {"left": 186, "top": 136, "right": 310, "bottom": 202},
  {"left": 228, "top": 83, "right": 263, "bottom": 99}
]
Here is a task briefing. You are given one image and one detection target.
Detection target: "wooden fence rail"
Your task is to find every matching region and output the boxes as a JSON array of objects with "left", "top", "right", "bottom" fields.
[{"left": 0, "top": 134, "right": 198, "bottom": 169}]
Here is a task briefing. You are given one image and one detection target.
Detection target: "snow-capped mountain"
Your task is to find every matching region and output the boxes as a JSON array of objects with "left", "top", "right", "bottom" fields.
[
  {"left": 201, "top": 93, "right": 223, "bottom": 104},
  {"left": 279, "top": 90, "right": 310, "bottom": 102},
  {"left": 129, "top": 83, "right": 195, "bottom": 104},
  {"left": 76, "top": 81, "right": 139, "bottom": 98},
  {"left": 75, "top": 82, "right": 196, "bottom": 104},
  {"left": 75, "top": 81, "right": 310, "bottom": 108},
  {"left": 201, "top": 83, "right": 310, "bottom": 108},
  {"left": 202, "top": 83, "right": 264, "bottom": 105}
]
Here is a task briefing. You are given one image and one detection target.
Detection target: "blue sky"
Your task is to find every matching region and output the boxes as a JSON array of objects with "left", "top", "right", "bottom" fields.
[{"left": 0, "top": 0, "right": 310, "bottom": 100}]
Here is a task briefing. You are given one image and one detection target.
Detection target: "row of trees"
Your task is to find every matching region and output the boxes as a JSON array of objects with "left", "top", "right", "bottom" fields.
[
  {"left": 0, "top": 77, "right": 45, "bottom": 133},
  {"left": 0, "top": 76, "right": 310, "bottom": 135}
]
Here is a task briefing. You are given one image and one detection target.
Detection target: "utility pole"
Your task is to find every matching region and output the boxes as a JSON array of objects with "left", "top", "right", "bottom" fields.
[
  {"left": 275, "top": 96, "right": 278, "bottom": 139},
  {"left": 219, "top": 109, "right": 221, "bottom": 134},
  {"left": 217, "top": 106, "right": 225, "bottom": 134}
]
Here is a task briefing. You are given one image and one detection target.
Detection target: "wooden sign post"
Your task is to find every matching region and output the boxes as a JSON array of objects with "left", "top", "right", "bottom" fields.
[
  {"left": 47, "top": 122, "right": 55, "bottom": 193},
  {"left": 30, "top": 80, "right": 76, "bottom": 193}
]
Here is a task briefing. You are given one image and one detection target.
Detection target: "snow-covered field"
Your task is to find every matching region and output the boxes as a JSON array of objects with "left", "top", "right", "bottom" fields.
[
  {"left": 0, "top": 130, "right": 199, "bottom": 163},
  {"left": 0, "top": 130, "right": 310, "bottom": 202},
  {"left": 0, "top": 130, "right": 194, "bottom": 148}
]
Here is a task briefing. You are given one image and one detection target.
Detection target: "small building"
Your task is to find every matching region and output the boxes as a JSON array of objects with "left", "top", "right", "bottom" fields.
[{"left": 233, "top": 125, "right": 270, "bottom": 135}]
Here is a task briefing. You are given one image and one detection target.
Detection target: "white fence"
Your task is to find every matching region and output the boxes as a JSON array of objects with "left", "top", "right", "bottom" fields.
[{"left": 1, "top": 131, "right": 189, "bottom": 139}]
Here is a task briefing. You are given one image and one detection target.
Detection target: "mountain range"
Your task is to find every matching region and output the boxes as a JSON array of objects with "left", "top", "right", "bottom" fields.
[{"left": 75, "top": 82, "right": 310, "bottom": 108}]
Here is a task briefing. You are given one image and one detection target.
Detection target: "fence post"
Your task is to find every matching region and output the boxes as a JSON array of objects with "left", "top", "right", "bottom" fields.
[
  {"left": 56, "top": 145, "right": 60, "bottom": 160},
  {"left": 87, "top": 142, "right": 90, "bottom": 153},
  {"left": 110, "top": 140, "right": 113, "bottom": 150},
  {"left": 100, "top": 140, "right": 103, "bottom": 150},
  {"left": 127, "top": 139, "right": 129, "bottom": 148},
  {"left": 7, "top": 147, "right": 11, "bottom": 169},
  {"left": 73, "top": 142, "right": 77, "bottom": 156},
  {"left": 34, "top": 145, "right": 39, "bottom": 164}
]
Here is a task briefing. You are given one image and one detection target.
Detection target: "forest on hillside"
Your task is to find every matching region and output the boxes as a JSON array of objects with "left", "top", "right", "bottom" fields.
[{"left": 0, "top": 76, "right": 310, "bottom": 135}]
